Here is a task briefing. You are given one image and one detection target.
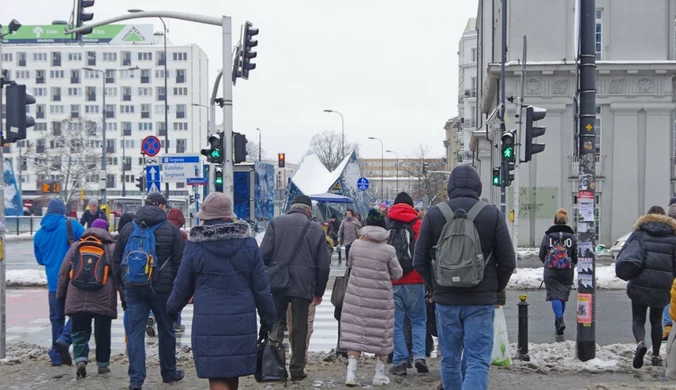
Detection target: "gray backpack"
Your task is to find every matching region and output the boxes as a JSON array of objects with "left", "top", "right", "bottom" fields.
[{"left": 432, "top": 201, "right": 492, "bottom": 288}]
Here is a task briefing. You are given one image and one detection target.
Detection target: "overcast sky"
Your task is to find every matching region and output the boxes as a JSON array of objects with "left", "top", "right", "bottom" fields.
[{"left": 4, "top": 0, "right": 479, "bottom": 164}]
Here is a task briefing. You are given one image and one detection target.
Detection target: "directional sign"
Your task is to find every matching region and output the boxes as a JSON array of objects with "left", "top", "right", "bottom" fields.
[
  {"left": 145, "top": 165, "right": 161, "bottom": 193},
  {"left": 161, "top": 155, "right": 200, "bottom": 183},
  {"left": 187, "top": 177, "right": 208, "bottom": 186},
  {"left": 357, "top": 177, "right": 370, "bottom": 191},
  {"left": 142, "top": 135, "right": 161, "bottom": 157}
]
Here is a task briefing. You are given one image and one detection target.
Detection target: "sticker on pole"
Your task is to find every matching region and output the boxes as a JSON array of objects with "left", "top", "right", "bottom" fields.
[
  {"left": 576, "top": 293, "right": 593, "bottom": 325},
  {"left": 142, "top": 135, "right": 161, "bottom": 157}
]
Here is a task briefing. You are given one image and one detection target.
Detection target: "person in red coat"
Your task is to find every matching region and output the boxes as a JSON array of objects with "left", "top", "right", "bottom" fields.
[{"left": 167, "top": 208, "right": 188, "bottom": 332}]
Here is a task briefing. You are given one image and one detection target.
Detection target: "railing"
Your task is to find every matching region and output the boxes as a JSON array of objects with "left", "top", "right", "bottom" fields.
[
  {"left": 36, "top": 77, "right": 45, "bottom": 84},
  {"left": 122, "top": 59, "right": 132, "bottom": 66},
  {"left": 70, "top": 77, "right": 80, "bottom": 84},
  {"left": 52, "top": 60, "right": 61, "bottom": 67},
  {"left": 4, "top": 216, "right": 203, "bottom": 236},
  {"left": 141, "top": 76, "right": 150, "bottom": 84}
]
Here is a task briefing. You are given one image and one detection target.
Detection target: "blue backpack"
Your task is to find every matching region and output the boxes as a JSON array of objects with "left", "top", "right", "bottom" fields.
[{"left": 121, "top": 221, "right": 167, "bottom": 286}]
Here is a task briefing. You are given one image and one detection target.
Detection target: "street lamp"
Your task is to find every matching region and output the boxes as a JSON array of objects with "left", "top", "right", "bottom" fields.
[
  {"left": 323, "top": 109, "right": 345, "bottom": 159},
  {"left": 368, "top": 136, "right": 384, "bottom": 201},
  {"left": 256, "top": 128, "right": 262, "bottom": 161},
  {"left": 386, "top": 149, "right": 399, "bottom": 194},
  {"left": 191, "top": 103, "right": 208, "bottom": 153},
  {"left": 82, "top": 66, "right": 138, "bottom": 204}
]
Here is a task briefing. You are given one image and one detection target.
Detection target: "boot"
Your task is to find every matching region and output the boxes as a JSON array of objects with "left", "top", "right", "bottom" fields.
[
  {"left": 555, "top": 317, "right": 566, "bottom": 336},
  {"left": 345, "top": 357, "right": 358, "bottom": 386},
  {"left": 76, "top": 361, "right": 87, "bottom": 379},
  {"left": 373, "top": 359, "right": 390, "bottom": 386}
]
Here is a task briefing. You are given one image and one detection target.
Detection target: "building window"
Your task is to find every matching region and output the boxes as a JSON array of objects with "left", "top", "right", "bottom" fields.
[
  {"left": 85, "top": 105, "right": 100, "bottom": 114},
  {"left": 120, "top": 105, "right": 135, "bottom": 114},
  {"left": 595, "top": 9, "right": 603, "bottom": 60},
  {"left": 122, "top": 51, "right": 132, "bottom": 66},
  {"left": 172, "top": 52, "right": 188, "bottom": 61},
  {"left": 105, "top": 87, "right": 117, "bottom": 97},
  {"left": 51, "top": 52, "right": 61, "bottom": 67},
  {"left": 33, "top": 52, "right": 46, "bottom": 61},
  {"left": 470, "top": 48, "right": 476, "bottom": 63},
  {"left": 173, "top": 122, "right": 188, "bottom": 131},
  {"left": 68, "top": 52, "right": 82, "bottom": 61},
  {"left": 105, "top": 104, "right": 116, "bottom": 119},
  {"left": 176, "top": 104, "right": 186, "bottom": 119},
  {"left": 104, "top": 122, "right": 117, "bottom": 131},
  {"left": 50, "top": 70, "right": 64, "bottom": 79},
  {"left": 173, "top": 87, "right": 188, "bottom": 96},
  {"left": 106, "top": 174, "right": 116, "bottom": 189},
  {"left": 157, "top": 87, "right": 166, "bottom": 102},
  {"left": 70, "top": 69, "right": 80, "bottom": 84},
  {"left": 67, "top": 88, "right": 81, "bottom": 96},
  {"left": 138, "top": 52, "right": 152, "bottom": 61},
  {"left": 85, "top": 70, "right": 100, "bottom": 79},
  {"left": 141, "top": 104, "right": 151, "bottom": 118},
  {"left": 595, "top": 106, "right": 601, "bottom": 155},
  {"left": 176, "top": 69, "right": 186, "bottom": 83},
  {"left": 122, "top": 122, "right": 132, "bottom": 136},
  {"left": 103, "top": 52, "right": 117, "bottom": 62},
  {"left": 86, "top": 86, "right": 97, "bottom": 101},
  {"left": 176, "top": 139, "right": 187, "bottom": 153},
  {"left": 138, "top": 87, "right": 152, "bottom": 96},
  {"left": 138, "top": 122, "right": 153, "bottom": 131},
  {"left": 155, "top": 69, "right": 169, "bottom": 79},
  {"left": 51, "top": 87, "right": 61, "bottom": 102},
  {"left": 87, "top": 51, "right": 96, "bottom": 66}
]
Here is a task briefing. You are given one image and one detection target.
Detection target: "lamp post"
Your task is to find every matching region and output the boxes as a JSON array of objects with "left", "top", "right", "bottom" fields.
[
  {"left": 323, "top": 109, "right": 345, "bottom": 159},
  {"left": 191, "top": 103, "right": 208, "bottom": 153},
  {"left": 386, "top": 149, "right": 399, "bottom": 194},
  {"left": 368, "top": 136, "right": 384, "bottom": 201},
  {"left": 256, "top": 127, "right": 262, "bottom": 161}
]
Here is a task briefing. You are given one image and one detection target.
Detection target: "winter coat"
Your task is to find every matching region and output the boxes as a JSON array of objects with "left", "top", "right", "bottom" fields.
[
  {"left": 56, "top": 227, "right": 118, "bottom": 319},
  {"left": 327, "top": 219, "right": 341, "bottom": 237},
  {"left": 338, "top": 217, "right": 362, "bottom": 247},
  {"left": 168, "top": 208, "right": 188, "bottom": 242},
  {"left": 34, "top": 214, "right": 85, "bottom": 291},
  {"left": 413, "top": 164, "right": 516, "bottom": 306},
  {"left": 80, "top": 208, "right": 107, "bottom": 229},
  {"left": 339, "top": 226, "right": 403, "bottom": 355},
  {"left": 539, "top": 224, "right": 578, "bottom": 301},
  {"left": 387, "top": 203, "right": 424, "bottom": 285},
  {"left": 112, "top": 206, "right": 185, "bottom": 293},
  {"left": 615, "top": 213, "right": 676, "bottom": 308},
  {"left": 167, "top": 220, "right": 276, "bottom": 379},
  {"left": 260, "top": 210, "right": 331, "bottom": 301}
]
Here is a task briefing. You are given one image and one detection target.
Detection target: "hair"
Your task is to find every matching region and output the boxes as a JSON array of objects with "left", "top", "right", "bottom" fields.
[
  {"left": 290, "top": 203, "right": 311, "bottom": 214},
  {"left": 648, "top": 205, "right": 666, "bottom": 215},
  {"left": 346, "top": 208, "right": 354, "bottom": 216},
  {"left": 554, "top": 208, "right": 568, "bottom": 225}
]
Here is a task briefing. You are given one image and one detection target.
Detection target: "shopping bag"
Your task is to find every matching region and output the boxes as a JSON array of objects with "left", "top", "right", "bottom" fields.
[
  {"left": 255, "top": 334, "right": 288, "bottom": 383},
  {"left": 491, "top": 307, "right": 511, "bottom": 366}
]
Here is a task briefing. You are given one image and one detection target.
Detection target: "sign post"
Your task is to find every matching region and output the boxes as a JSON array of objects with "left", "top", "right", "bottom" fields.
[{"left": 142, "top": 136, "right": 162, "bottom": 194}]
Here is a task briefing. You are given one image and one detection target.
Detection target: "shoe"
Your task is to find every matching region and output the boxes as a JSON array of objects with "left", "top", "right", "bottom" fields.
[
  {"left": 128, "top": 385, "right": 142, "bottom": 390},
  {"left": 414, "top": 358, "right": 429, "bottom": 374},
  {"left": 54, "top": 341, "right": 73, "bottom": 366},
  {"left": 664, "top": 325, "right": 672, "bottom": 341},
  {"left": 652, "top": 356, "right": 664, "bottom": 367},
  {"left": 633, "top": 342, "right": 648, "bottom": 369},
  {"left": 76, "top": 362, "right": 87, "bottom": 379},
  {"left": 389, "top": 362, "right": 407, "bottom": 376},
  {"left": 162, "top": 369, "right": 185, "bottom": 383},
  {"left": 373, "top": 359, "right": 390, "bottom": 386},
  {"left": 98, "top": 366, "right": 110, "bottom": 374},
  {"left": 406, "top": 356, "right": 413, "bottom": 369},
  {"left": 555, "top": 318, "right": 566, "bottom": 336},
  {"left": 291, "top": 371, "right": 307, "bottom": 381},
  {"left": 345, "top": 356, "right": 358, "bottom": 386},
  {"left": 174, "top": 323, "right": 185, "bottom": 333},
  {"left": 146, "top": 317, "right": 156, "bottom": 337}
]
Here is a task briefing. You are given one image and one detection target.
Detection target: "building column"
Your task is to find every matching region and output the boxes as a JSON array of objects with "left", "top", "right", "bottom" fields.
[{"left": 643, "top": 103, "right": 674, "bottom": 212}]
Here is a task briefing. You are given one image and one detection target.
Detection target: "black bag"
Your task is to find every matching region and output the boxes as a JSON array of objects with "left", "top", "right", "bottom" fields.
[
  {"left": 387, "top": 219, "right": 418, "bottom": 274},
  {"left": 266, "top": 221, "right": 311, "bottom": 294},
  {"left": 255, "top": 334, "right": 288, "bottom": 383}
]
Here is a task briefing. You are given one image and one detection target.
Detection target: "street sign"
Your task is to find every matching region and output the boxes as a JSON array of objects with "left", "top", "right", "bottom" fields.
[
  {"left": 144, "top": 156, "right": 159, "bottom": 165},
  {"left": 145, "top": 165, "right": 161, "bottom": 193},
  {"left": 161, "top": 155, "right": 200, "bottom": 183},
  {"left": 187, "top": 177, "right": 208, "bottom": 186},
  {"left": 142, "top": 135, "right": 161, "bottom": 157},
  {"left": 357, "top": 177, "right": 370, "bottom": 191}
]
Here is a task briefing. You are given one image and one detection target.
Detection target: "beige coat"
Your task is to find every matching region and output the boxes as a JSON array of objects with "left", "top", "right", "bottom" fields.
[{"left": 339, "top": 225, "right": 403, "bottom": 355}]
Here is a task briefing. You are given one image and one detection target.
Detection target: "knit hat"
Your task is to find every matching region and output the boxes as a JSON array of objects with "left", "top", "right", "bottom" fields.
[
  {"left": 145, "top": 193, "right": 167, "bottom": 206},
  {"left": 364, "top": 208, "right": 386, "bottom": 229},
  {"left": 670, "top": 197, "right": 676, "bottom": 206},
  {"left": 196, "top": 193, "right": 236, "bottom": 220},
  {"left": 292, "top": 195, "right": 313, "bottom": 208},
  {"left": 379, "top": 202, "right": 387, "bottom": 209},
  {"left": 91, "top": 218, "right": 109, "bottom": 230},
  {"left": 393, "top": 192, "right": 414, "bottom": 207},
  {"left": 88, "top": 199, "right": 99, "bottom": 207},
  {"left": 47, "top": 198, "right": 67, "bottom": 215}
]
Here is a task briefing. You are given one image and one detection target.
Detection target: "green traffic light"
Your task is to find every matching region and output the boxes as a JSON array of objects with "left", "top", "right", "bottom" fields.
[
  {"left": 503, "top": 147, "right": 513, "bottom": 159},
  {"left": 211, "top": 150, "right": 221, "bottom": 158},
  {"left": 493, "top": 176, "right": 500, "bottom": 185},
  {"left": 215, "top": 177, "right": 223, "bottom": 185}
]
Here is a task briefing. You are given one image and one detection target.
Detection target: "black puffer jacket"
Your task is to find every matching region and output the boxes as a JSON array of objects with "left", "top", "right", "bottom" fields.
[
  {"left": 616, "top": 213, "right": 676, "bottom": 308},
  {"left": 539, "top": 224, "right": 578, "bottom": 301},
  {"left": 260, "top": 209, "right": 331, "bottom": 301},
  {"left": 413, "top": 164, "right": 516, "bottom": 306},
  {"left": 112, "top": 206, "right": 185, "bottom": 293}
]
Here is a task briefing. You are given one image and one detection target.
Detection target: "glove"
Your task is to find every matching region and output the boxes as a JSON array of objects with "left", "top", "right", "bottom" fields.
[
  {"left": 121, "top": 300, "right": 127, "bottom": 311},
  {"left": 258, "top": 325, "right": 270, "bottom": 339}
]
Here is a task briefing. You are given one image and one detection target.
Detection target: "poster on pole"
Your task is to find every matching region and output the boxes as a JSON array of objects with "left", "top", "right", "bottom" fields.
[
  {"left": 579, "top": 191, "right": 595, "bottom": 222},
  {"left": 577, "top": 293, "right": 593, "bottom": 324}
]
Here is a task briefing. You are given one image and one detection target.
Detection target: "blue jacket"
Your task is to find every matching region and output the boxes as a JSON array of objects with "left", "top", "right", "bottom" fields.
[
  {"left": 167, "top": 220, "right": 276, "bottom": 379},
  {"left": 34, "top": 214, "right": 85, "bottom": 291}
]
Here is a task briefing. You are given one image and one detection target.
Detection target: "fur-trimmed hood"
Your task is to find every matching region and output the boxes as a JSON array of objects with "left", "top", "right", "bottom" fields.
[
  {"left": 633, "top": 214, "right": 676, "bottom": 236},
  {"left": 189, "top": 220, "right": 251, "bottom": 242}
]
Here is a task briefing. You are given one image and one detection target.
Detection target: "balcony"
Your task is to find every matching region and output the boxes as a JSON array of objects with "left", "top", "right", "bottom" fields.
[
  {"left": 37, "top": 111, "right": 45, "bottom": 119},
  {"left": 568, "top": 155, "right": 606, "bottom": 179},
  {"left": 52, "top": 94, "right": 61, "bottom": 102},
  {"left": 105, "top": 110, "right": 115, "bottom": 119},
  {"left": 158, "top": 129, "right": 167, "bottom": 137},
  {"left": 462, "top": 119, "right": 476, "bottom": 129},
  {"left": 122, "top": 58, "right": 131, "bottom": 66},
  {"left": 36, "top": 146, "right": 45, "bottom": 153},
  {"left": 18, "top": 59, "right": 26, "bottom": 67},
  {"left": 157, "top": 94, "right": 166, "bottom": 102},
  {"left": 141, "top": 76, "right": 150, "bottom": 84},
  {"left": 141, "top": 112, "right": 150, "bottom": 119},
  {"left": 157, "top": 58, "right": 166, "bottom": 66},
  {"left": 70, "top": 76, "right": 80, "bottom": 84},
  {"left": 106, "top": 77, "right": 115, "bottom": 84},
  {"left": 71, "top": 111, "right": 79, "bottom": 119},
  {"left": 36, "top": 77, "right": 45, "bottom": 84},
  {"left": 106, "top": 147, "right": 115, "bottom": 154},
  {"left": 176, "top": 75, "right": 185, "bottom": 83},
  {"left": 87, "top": 94, "right": 96, "bottom": 102},
  {"left": 123, "top": 94, "right": 131, "bottom": 102},
  {"left": 123, "top": 129, "right": 132, "bottom": 136},
  {"left": 464, "top": 89, "right": 477, "bottom": 98},
  {"left": 123, "top": 163, "right": 132, "bottom": 171},
  {"left": 176, "top": 112, "right": 185, "bottom": 119},
  {"left": 87, "top": 58, "right": 96, "bottom": 66},
  {"left": 52, "top": 59, "right": 61, "bottom": 67}
]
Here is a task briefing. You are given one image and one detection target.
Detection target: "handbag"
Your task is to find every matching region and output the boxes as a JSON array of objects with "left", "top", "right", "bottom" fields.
[
  {"left": 255, "top": 333, "right": 288, "bottom": 383},
  {"left": 331, "top": 265, "right": 351, "bottom": 307},
  {"left": 266, "top": 221, "right": 311, "bottom": 294}
]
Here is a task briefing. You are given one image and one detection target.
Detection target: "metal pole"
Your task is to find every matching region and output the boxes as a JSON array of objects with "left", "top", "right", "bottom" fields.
[
  {"left": 499, "top": 0, "right": 508, "bottom": 215},
  {"left": 0, "top": 31, "right": 6, "bottom": 359},
  {"left": 162, "top": 18, "right": 169, "bottom": 201},
  {"left": 340, "top": 112, "right": 345, "bottom": 159},
  {"left": 121, "top": 131, "right": 126, "bottom": 197},
  {"left": 17, "top": 142, "right": 22, "bottom": 196},
  {"left": 513, "top": 35, "right": 527, "bottom": 269},
  {"left": 221, "top": 16, "right": 234, "bottom": 199},
  {"left": 517, "top": 295, "right": 530, "bottom": 361},
  {"left": 101, "top": 71, "right": 107, "bottom": 204},
  {"left": 577, "top": 0, "right": 597, "bottom": 362}
]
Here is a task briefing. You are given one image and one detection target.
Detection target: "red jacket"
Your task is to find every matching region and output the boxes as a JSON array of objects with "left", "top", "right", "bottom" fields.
[
  {"left": 168, "top": 208, "right": 188, "bottom": 242},
  {"left": 387, "top": 203, "right": 424, "bottom": 285}
]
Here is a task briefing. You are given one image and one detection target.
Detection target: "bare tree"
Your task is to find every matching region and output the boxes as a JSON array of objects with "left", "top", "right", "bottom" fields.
[
  {"left": 310, "top": 130, "right": 360, "bottom": 171},
  {"left": 245, "top": 140, "right": 265, "bottom": 161},
  {"left": 402, "top": 144, "right": 448, "bottom": 204},
  {"left": 24, "top": 117, "right": 101, "bottom": 203}
]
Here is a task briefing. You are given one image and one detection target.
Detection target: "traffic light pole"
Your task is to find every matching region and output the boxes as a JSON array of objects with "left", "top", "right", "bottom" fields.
[
  {"left": 0, "top": 35, "right": 6, "bottom": 359},
  {"left": 221, "top": 16, "right": 234, "bottom": 199},
  {"left": 498, "top": 0, "right": 507, "bottom": 215}
]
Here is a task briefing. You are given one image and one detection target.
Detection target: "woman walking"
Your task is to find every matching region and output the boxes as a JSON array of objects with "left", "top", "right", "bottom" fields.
[
  {"left": 340, "top": 209, "right": 403, "bottom": 386},
  {"left": 616, "top": 206, "right": 676, "bottom": 368},
  {"left": 167, "top": 193, "right": 276, "bottom": 390},
  {"left": 539, "top": 209, "right": 577, "bottom": 336}
]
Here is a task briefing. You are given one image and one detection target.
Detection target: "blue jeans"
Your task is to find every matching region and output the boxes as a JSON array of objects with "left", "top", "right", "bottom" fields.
[
  {"left": 665, "top": 305, "right": 672, "bottom": 327},
  {"left": 436, "top": 304, "right": 495, "bottom": 390},
  {"left": 393, "top": 284, "right": 427, "bottom": 365},
  {"left": 126, "top": 287, "right": 177, "bottom": 386},
  {"left": 48, "top": 291, "right": 72, "bottom": 365}
]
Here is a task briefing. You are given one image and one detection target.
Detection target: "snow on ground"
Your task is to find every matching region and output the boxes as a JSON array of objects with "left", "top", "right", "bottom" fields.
[
  {"left": 509, "top": 341, "right": 637, "bottom": 373},
  {"left": 4, "top": 232, "right": 35, "bottom": 242},
  {"left": 517, "top": 247, "right": 540, "bottom": 259},
  {"left": 6, "top": 269, "right": 46, "bottom": 287},
  {"left": 507, "top": 265, "right": 625, "bottom": 290}
]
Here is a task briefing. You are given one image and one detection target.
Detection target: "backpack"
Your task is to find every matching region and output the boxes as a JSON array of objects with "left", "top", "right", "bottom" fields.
[
  {"left": 70, "top": 236, "right": 109, "bottom": 291},
  {"left": 121, "top": 221, "right": 167, "bottom": 287},
  {"left": 431, "top": 201, "right": 492, "bottom": 288},
  {"left": 387, "top": 219, "right": 419, "bottom": 274},
  {"left": 545, "top": 233, "right": 571, "bottom": 270}
]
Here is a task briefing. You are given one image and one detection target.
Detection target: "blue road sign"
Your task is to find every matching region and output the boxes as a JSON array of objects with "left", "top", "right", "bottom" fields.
[
  {"left": 187, "top": 177, "right": 208, "bottom": 186},
  {"left": 357, "top": 177, "right": 370, "bottom": 191},
  {"left": 145, "top": 165, "right": 161, "bottom": 193},
  {"left": 142, "top": 135, "right": 161, "bottom": 157},
  {"left": 161, "top": 155, "right": 201, "bottom": 183}
]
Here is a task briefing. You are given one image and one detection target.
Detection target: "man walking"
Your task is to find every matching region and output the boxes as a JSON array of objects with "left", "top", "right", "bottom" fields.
[
  {"left": 338, "top": 208, "right": 361, "bottom": 264},
  {"left": 260, "top": 195, "right": 330, "bottom": 381},
  {"left": 80, "top": 199, "right": 107, "bottom": 229},
  {"left": 414, "top": 165, "right": 515, "bottom": 390},
  {"left": 113, "top": 193, "right": 185, "bottom": 390}
]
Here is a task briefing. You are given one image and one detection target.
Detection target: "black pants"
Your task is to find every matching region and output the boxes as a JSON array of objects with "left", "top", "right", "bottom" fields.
[
  {"left": 345, "top": 244, "right": 352, "bottom": 265},
  {"left": 71, "top": 312, "right": 112, "bottom": 367},
  {"left": 631, "top": 302, "right": 663, "bottom": 356},
  {"left": 271, "top": 295, "right": 310, "bottom": 376}
]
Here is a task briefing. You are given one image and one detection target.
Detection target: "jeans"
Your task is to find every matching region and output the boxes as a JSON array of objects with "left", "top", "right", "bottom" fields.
[
  {"left": 665, "top": 305, "right": 672, "bottom": 327},
  {"left": 271, "top": 295, "right": 310, "bottom": 376},
  {"left": 126, "top": 287, "right": 177, "bottom": 386},
  {"left": 71, "top": 313, "right": 112, "bottom": 367},
  {"left": 393, "top": 284, "right": 427, "bottom": 365},
  {"left": 48, "top": 291, "right": 72, "bottom": 365},
  {"left": 436, "top": 304, "right": 494, "bottom": 390}
]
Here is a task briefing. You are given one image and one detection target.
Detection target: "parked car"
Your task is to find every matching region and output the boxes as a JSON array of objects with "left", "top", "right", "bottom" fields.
[{"left": 610, "top": 232, "right": 631, "bottom": 259}]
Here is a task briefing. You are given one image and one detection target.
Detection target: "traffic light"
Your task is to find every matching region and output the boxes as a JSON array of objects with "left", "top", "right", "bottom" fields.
[
  {"left": 241, "top": 21, "right": 259, "bottom": 80},
  {"left": 5, "top": 84, "right": 35, "bottom": 143},
  {"left": 278, "top": 153, "right": 285, "bottom": 168},
  {"left": 501, "top": 130, "right": 516, "bottom": 162},
  {"left": 502, "top": 161, "right": 515, "bottom": 186},
  {"left": 492, "top": 168, "right": 501, "bottom": 186},
  {"left": 75, "top": 0, "right": 95, "bottom": 40},
  {"left": 215, "top": 167, "right": 224, "bottom": 192},
  {"left": 201, "top": 133, "right": 224, "bottom": 164},
  {"left": 422, "top": 162, "right": 429, "bottom": 175},
  {"left": 233, "top": 132, "right": 248, "bottom": 163},
  {"left": 135, "top": 175, "right": 145, "bottom": 192},
  {"left": 524, "top": 105, "right": 547, "bottom": 162}
]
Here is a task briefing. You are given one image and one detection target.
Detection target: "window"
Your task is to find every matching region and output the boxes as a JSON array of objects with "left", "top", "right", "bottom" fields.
[
  {"left": 157, "top": 122, "right": 167, "bottom": 136},
  {"left": 122, "top": 87, "right": 132, "bottom": 102},
  {"left": 68, "top": 52, "right": 82, "bottom": 61},
  {"left": 595, "top": 106, "right": 601, "bottom": 155},
  {"left": 119, "top": 70, "right": 136, "bottom": 79},
  {"left": 122, "top": 157, "right": 132, "bottom": 171},
  {"left": 141, "top": 104, "right": 151, "bottom": 118},
  {"left": 51, "top": 87, "right": 62, "bottom": 102},
  {"left": 176, "top": 139, "right": 187, "bottom": 153},
  {"left": 595, "top": 9, "right": 603, "bottom": 60},
  {"left": 51, "top": 52, "right": 61, "bottom": 66},
  {"left": 67, "top": 87, "right": 81, "bottom": 96},
  {"left": 156, "top": 87, "right": 166, "bottom": 101},
  {"left": 105, "top": 104, "right": 116, "bottom": 119},
  {"left": 50, "top": 70, "right": 64, "bottom": 79},
  {"left": 104, "top": 122, "right": 117, "bottom": 131},
  {"left": 105, "top": 87, "right": 117, "bottom": 97},
  {"left": 35, "top": 123, "right": 47, "bottom": 131},
  {"left": 107, "top": 157, "right": 118, "bottom": 166},
  {"left": 156, "top": 51, "right": 166, "bottom": 66},
  {"left": 160, "top": 140, "right": 171, "bottom": 149},
  {"left": 106, "top": 174, "right": 116, "bottom": 189},
  {"left": 85, "top": 105, "right": 100, "bottom": 114},
  {"left": 155, "top": 69, "right": 169, "bottom": 79},
  {"left": 2, "top": 53, "right": 12, "bottom": 62},
  {"left": 121, "top": 51, "right": 131, "bottom": 66},
  {"left": 85, "top": 70, "right": 100, "bottom": 79},
  {"left": 173, "top": 87, "right": 188, "bottom": 96},
  {"left": 470, "top": 77, "right": 477, "bottom": 96},
  {"left": 172, "top": 52, "right": 188, "bottom": 61},
  {"left": 106, "top": 139, "right": 116, "bottom": 154},
  {"left": 141, "top": 69, "right": 151, "bottom": 84},
  {"left": 36, "top": 70, "right": 45, "bottom": 84},
  {"left": 49, "top": 105, "right": 65, "bottom": 114},
  {"left": 120, "top": 105, "right": 135, "bottom": 114},
  {"left": 17, "top": 52, "right": 26, "bottom": 66},
  {"left": 123, "top": 139, "right": 136, "bottom": 149},
  {"left": 105, "top": 69, "right": 116, "bottom": 84},
  {"left": 470, "top": 48, "right": 476, "bottom": 63},
  {"left": 86, "top": 86, "right": 97, "bottom": 101},
  {"left": 33, "top": 53, "right": 47, "bottom": 61},
  {"left": 52, "top": 121, "right": 62, "bottom": 136},
  {"left": 103, "top": 52, "right": 117, "bottom": 62},
  {"left": 15, "top": 70, "right": 30, "bottom": 79},
  {"left": 155, "top": 104, "right": 168, "bottom": 114},
  {"left": 138, "top": 87, "right": 152, "bottom": 96},
  {"left": 87, "top": 51, "right": 96, "bottom": 66},
  {"left": 122, "top": 122, "right": 132, "bottom": 136},
  {"left": 176, "top": 104, "right": 186, "bottom": 119},
  {"left": 36, "top": 105, "right": 46, "bottom": 119},
  {"left": 138, "top": 52, "right": 152, "bottom": 61},
  {"left": 70, "top": 69, "right": 80, "bottom": 84},
  {"left": 138, "top": 122, "right": 153, "bottom": 131},
  {"left": 175, "top": 69, "right": 186, "bottom": 83},
  {"left": 173, "top": 122, "right": 188, "bottom": 131}
]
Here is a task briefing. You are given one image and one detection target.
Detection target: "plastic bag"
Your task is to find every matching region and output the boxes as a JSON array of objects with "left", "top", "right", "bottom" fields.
[
  {"left": 255, "top": 334, "right": 288, "bottom": 383},
  {"left": 491, "top": 307, "right": 511, "bottom": 366}
]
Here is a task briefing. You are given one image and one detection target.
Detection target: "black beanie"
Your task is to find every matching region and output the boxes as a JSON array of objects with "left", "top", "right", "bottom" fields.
[
  {"left": 670, "top": 197, "right": 676, "bottom": 206},
  {"left": 365, "top": 208, "right": 386, "bottom": 229},
  {"left": 394, "top": 192, "right": 414, "bottom": 207},
  {"left": 292, "top": 195, "right": 313, "bottom": 208}
]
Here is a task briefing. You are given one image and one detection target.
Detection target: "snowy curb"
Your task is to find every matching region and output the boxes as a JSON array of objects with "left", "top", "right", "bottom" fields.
[
  {"left": 5, "top": 233, "right": 35, "bottom": 242},
  {"left": 508, "top": 265, "right": 625, "bottom": 290},
  {"left": 6, "top": 270, "right": 46, "bottom": 287}
]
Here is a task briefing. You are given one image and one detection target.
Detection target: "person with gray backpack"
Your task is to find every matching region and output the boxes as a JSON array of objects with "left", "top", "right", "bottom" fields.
[{"left": 413, "top": 164, "right": 515, "bottom": 390}]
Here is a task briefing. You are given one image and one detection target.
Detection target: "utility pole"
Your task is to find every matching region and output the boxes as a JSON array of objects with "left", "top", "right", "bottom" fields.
[
  {"left": 221, "top": 16, "right": 235, "bottom": 199},
  {"left": 577, "top": 0, "right": 597, "bottom": 361},
  {"left": 499, "top": 0, "right": 508, "bottom": 215},
  {"left": 0, "top": 27, "right": 6, "bottom": 360}
]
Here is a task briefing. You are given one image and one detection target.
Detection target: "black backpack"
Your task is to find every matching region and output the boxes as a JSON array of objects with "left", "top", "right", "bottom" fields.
[{"left": 387, "top": 219, "right": 419, "bottom": 274}]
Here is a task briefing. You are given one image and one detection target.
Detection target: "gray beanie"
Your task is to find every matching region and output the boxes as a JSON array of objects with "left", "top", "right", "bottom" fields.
[{"left": 88, "top": 199, "right": 99, "bottom": 207}]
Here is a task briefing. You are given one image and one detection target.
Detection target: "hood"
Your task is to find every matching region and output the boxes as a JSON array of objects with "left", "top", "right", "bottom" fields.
[
  {"left": 387, "top": 203, "right": 419, "bottom": 223},
  {"left": 118, "top": 212, "right": 135, "bottom": 233},
  {"left": 633, "top": 214, "right": 676, "bottom": 236},
  {"left": 40, "top": 214, "right": 66, "bottom": 232},
  {"left": 360, "top": 225, "right": 390, "bottom": 242},
  {"left": 447, "top": 164, "right": 482, "bottom": 200},
  {"left": 189, "top": 220, "right": 251, "bottom": 243},
  {"left": 545, "top": 224, "right": 575, "bottom": 235},
  {"left": 82, "top": 227, "right": 116, "bottom": 243},
  {"left": 167, "top": 208, "right": 186, "bottom": 229},
  {"left": 133, "top": 205, "right": 168, "bottom": 227}
]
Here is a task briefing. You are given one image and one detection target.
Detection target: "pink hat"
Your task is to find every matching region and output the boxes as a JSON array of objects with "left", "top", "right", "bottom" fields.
[{"left": 91, "top": 218, "right": 109, "bottom": 230}]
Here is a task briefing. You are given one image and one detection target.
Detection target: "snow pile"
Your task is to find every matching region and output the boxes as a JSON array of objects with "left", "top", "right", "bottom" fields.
[
  {"left": 0, "top": 342, "right": 49, "bottom": 365},
  {"left": 6, "top": 269, "right": 46, "bottom": 287},
  {"left": 508, "top": 341, "right": 636, "bottom": 373},
  {"left": 596, "top": 264, "right": 627, "bottom": 290},
  {"left": 507, "top": 265, "right": 626, "bottom": 290},
  {"left": 5, "top": 232, "right": 36, "bottom": 241},
  {"left": 517, "top": 247, "right": 540, "bottom": 259}
]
